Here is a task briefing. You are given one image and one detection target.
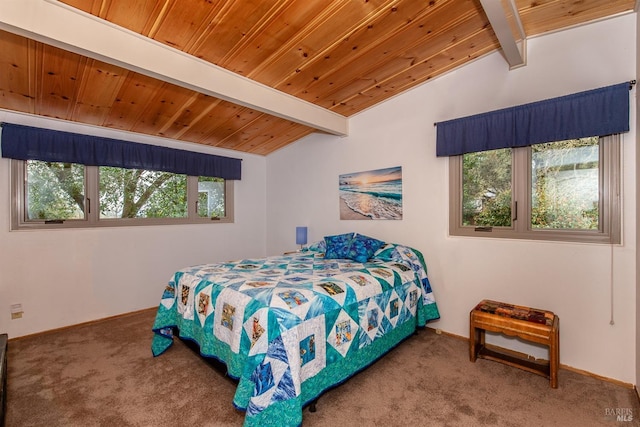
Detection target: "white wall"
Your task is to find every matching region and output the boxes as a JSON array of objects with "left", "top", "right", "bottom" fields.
[
  {"left": 0, "top": 111, "right": 268, "bottom": 338},
  {"left": 266, "top": 14, "right": 637, "bottom": 383}
]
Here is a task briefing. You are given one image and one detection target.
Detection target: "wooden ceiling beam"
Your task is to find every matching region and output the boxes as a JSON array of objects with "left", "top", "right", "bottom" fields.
[
  {"left": 480, "top": 0, "right": 526, "bottom": 69},
  {"left": 0, "top": 0, "right": 349, "bottom": 137}
]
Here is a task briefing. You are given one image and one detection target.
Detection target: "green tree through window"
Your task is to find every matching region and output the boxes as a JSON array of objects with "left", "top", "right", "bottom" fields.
[
  {"left": 462, "top": 148, "right": 512, "bottom": 227},
  {"left": 99, "top": 167, "right": 187, "bottom": 219},
  {"left": 450, "top": 135, "right": 620, "bottom": 243},
  {"left": 18, "top": 159, "right": 232, "bottom": 228},
  {"left": 26, "top": 161, "right": 85, "bottom": 220}
]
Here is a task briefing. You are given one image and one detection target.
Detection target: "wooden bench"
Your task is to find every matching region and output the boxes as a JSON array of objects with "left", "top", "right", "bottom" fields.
[{"left": 469, "top": 300, "right": 559, "bottom": 388}]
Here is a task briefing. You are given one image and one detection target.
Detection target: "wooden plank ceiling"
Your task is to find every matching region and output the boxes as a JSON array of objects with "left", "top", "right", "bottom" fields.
[{"left": 0, "top": 0, "right": 634, "bottom": 155}]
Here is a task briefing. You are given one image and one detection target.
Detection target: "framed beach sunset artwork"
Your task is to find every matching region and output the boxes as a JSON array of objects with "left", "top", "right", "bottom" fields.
[{"left": 339, "top": 166, "right": 403, "bottom": 220}]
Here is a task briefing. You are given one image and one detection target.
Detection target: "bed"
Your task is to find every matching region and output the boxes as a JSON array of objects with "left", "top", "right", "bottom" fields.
[{"left": 151, "top": 233, "right": 440, "bottom": 426}]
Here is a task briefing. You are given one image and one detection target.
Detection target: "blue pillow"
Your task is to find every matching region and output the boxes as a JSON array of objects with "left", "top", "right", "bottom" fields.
[
  {"left": 346, "top": 234, "right": 385, "bottom": 263},
  {"left": 324, "top": 233, "right": 355, "bottom": 259}
]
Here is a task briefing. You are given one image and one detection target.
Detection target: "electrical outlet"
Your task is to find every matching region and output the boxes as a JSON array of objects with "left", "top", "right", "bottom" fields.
[{"left": 10, "top": 303, "right": 23, "bottom": 320}]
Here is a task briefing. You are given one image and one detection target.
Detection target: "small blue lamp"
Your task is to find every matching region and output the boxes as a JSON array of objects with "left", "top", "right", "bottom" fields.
[{"left": 296, "top": 226, "right": 308, "bottom": 251}]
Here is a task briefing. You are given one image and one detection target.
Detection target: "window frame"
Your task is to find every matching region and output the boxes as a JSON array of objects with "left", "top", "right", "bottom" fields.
[
  {"left": 448, "top": 135, "right": 621, "bottom": 244},
  {"left": 10, "top": 160, "right": 234, "bottom": 230}
]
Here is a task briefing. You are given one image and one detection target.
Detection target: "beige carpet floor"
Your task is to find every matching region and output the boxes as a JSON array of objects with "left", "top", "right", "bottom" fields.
[{"left": 5, "top": 309, "right": 640, "bottom": 427}]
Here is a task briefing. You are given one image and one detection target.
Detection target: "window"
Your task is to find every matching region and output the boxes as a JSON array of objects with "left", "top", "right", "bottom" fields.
[
  {"left": 98, "top": 167, "right": 188, "bottom": 219},
  {"left": 197, "top": 176, "right": 226, "bottom": 219},
  {"left": 439, "top": 83, "right": 629, "bottom": 244},
  {"left": 449, "top": 135, "right": 620, "bottom": 243},
  {"left": 25, "top": 161, "right": 86, "bottom": 221},
  {"left": 11, "top": 160, "right": 233, "bottom": 229}
]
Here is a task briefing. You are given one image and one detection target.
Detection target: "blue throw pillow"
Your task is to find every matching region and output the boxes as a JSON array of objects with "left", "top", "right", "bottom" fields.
[
  {"left": 346, "top": 233, "right": 385, "bottom": 263},
  {"left": 324, "top": 233, "right": 355, "bottom": 259}
]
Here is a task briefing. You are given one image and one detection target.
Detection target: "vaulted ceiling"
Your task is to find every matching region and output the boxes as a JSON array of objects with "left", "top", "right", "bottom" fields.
[{"left": 0, "top": 0, "right": 635, "bottom": 155}]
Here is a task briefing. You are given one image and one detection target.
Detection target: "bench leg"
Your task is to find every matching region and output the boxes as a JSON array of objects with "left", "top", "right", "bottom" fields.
[
  {"left": 469, "top": 313, "right": 475, "bottom": 362},
  {"left": 469, "top": 314, "right": 484, "bottom": 362},
  {"left": 550, "top": 325, "right": 559, "bottom": 388}
]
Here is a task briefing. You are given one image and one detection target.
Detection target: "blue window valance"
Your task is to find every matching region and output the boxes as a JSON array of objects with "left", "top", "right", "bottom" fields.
[
  {"left": 435, "top": 82, "right": 631, "bottom": 157},
  {"left": 0, "top": 123, "right": 242, "bottom": 180}
]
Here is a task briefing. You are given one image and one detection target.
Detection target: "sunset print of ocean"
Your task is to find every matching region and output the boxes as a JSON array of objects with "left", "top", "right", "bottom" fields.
[{"left": 339, "top": 166, "right": 402, "bottom": 220}]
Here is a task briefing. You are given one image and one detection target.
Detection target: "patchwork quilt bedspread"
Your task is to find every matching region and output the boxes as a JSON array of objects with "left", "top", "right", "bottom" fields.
[{"left": 152, "top": 244, "right": 439, "bottom": 427}]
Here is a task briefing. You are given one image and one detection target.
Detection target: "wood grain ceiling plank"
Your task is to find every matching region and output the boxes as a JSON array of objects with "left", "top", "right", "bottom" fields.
[
  {"left": 217, "top": 118, "right": 279, "bottom": 152},
  {"left": 103, "top": 0, "right": 172, "bottom": 38},
  {"left": 142, "top": 1, "right": 175, "bottom": 38},
  {"left": 216, "top": 112, "right": 306, "bottom": 152},
  {"left": 181, "top": 0, "right": 234, "bottom": 56},
  {"left": 37, "top": 44, "right": 86, "bottom": 120},
  {"left": 305, "top": 6, "right": 490, "bottom": 111},
  {"left": 59, "top": 0, "right": 104, "bottom": 15},
  {"left": 155, "top": 92, "right": 199, "bottom": 136},
  {"left": 258, "top": 123, "right": 315, "bottom": 153},
  {"left": 230, "top": 120, "right": 313, "bottom": 154},
  {"left": 404, "top": 9, "right": 493, "bottom": 63},
  {"left": 251, "top": 118, "right": 313, "bottom": 149},
  {"left": 104, "top": 73, "right": 165, "bottom": 131},
  {"left": 340, "top": 31, "right": 497, "bottom": 112},
  {"left": 156, "top": 92, "right": 221, "bottom": 140},
  {"left": 215, "top": 0, "right": 339, "bottom": 76},
  {"left": 515, "top": 0, "right": 635, "bottom": 36},
  {"left": 179, "top": 101, "right": 246, "bottom": 145},
  {"left": 131, "top": 83, "right": 196, "bottom": 137},
  {"left": 204, "top": 107, "right": 263, "bottom": 148},
  {"left": 245, "top": 0, "right": 395, "bottom": 87},
  {"left": 96, "top": 0, "right": 111, "bottom": 18},
  {"left": 169, "top": 97, "right": 226, "bottom": 141},
  {"left": 277, "top": 0, "right": 436, "bottom": 99},
  {"left": 214, "top": 110, "right": 316, "bottom": 154},
  {"left": 214, "top": 0, "right": 291, "bottom": 67},
  {"left": 0, "top": 31, "right": 36, "bottom": 113},
  {"left": 60, "top": 0, "right": 171, "bottom": 37},
  {"left": 71, "top": 59, "right": 128, "bottom": 126},
  {"left": 332, "top": 33, "right": 498, "bottom": 115},
  {"left": 283, "top": 0, "right": 476, "bottom": 106},
  {"left": 187, "top": 0, "right": 282, "bottom": 66},
  {"left": 151, "top": 0, "right": 223, "bottom": 51},
  {"left": 247, "top": 126, "right": 314, "bottom": 156}
]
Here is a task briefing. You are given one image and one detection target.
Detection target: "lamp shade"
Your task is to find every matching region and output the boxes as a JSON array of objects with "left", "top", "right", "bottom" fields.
[{"left": 296, "top": 226, "right": 308, "bottom": 246}]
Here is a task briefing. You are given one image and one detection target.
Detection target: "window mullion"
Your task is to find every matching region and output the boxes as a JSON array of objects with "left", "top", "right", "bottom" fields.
[
  {"left": 187, "top": 176, "right": 198, "bottom": 220},
  {"left": 85, "top": 165, "right": 99, "bottom": 224},
  {"left": 513, "top": 147, "right": 529, "bottom": 234}
]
